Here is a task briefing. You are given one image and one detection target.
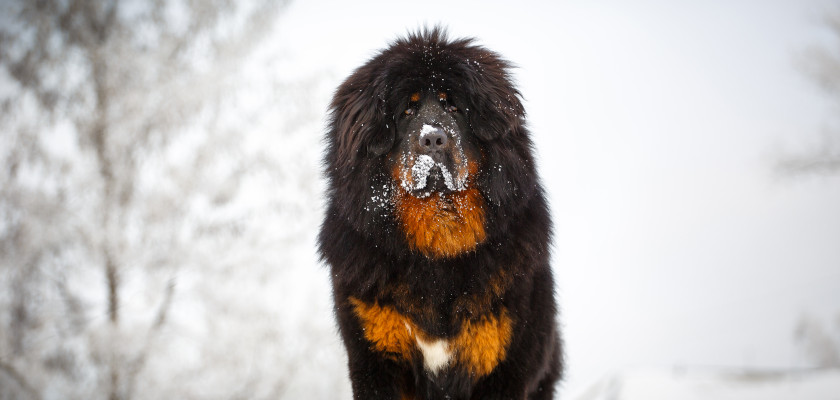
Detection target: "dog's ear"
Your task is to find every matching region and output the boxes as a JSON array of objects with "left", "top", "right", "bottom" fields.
[
  {"left": 461, "top": 55, "right": 525, "bottom": 142},
  {"left": 329, "top": 70, "right": 394, "bottom": 169},
  {"left": 366, "top": 119, "right": 395, "bottom": 157}
]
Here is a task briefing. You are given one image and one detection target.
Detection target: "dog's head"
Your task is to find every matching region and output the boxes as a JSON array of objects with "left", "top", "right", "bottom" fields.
[{"left": 325, "top": 28, "right": 537, "bottom": 258}]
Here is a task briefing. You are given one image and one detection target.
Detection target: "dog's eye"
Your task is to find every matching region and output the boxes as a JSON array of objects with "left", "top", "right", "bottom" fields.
[
  {"left": 404, "top": 107, "right": 415, "bottom": 116},
  {"left": 440, "top": 94, "right": 458, "bottom": 113}
]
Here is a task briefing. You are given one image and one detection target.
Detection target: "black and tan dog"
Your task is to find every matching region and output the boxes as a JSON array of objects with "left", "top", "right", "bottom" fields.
[{"left": 319, "top": 28, "right": 562, "bottom": 400}]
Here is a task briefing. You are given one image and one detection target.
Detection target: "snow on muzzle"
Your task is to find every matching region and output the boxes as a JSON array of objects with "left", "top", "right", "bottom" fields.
[{"left": 400, "top": 153, "right": 469, "bottom": 197}]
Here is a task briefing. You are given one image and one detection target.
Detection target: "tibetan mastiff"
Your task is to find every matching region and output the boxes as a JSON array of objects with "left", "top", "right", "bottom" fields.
[{"left": 319, "top": 28, "right": 562, "bottom": 400}]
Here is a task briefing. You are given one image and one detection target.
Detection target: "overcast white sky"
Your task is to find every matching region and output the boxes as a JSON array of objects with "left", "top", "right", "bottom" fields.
[{"left": 272, "top": 0, "right": 840, "bottom": 397}]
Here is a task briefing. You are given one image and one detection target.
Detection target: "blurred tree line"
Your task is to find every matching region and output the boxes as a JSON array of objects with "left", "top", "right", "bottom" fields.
[
  {"left": 0, "top": 1, "right": 340, "bottom": 399},
  {"left": 784, "top": 9, "right": 840, "bottom": 369}
]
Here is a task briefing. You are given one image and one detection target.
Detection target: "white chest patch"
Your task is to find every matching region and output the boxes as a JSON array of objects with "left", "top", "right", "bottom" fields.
[{"left": 415, "top": 335, "right": 452, "bottom": 374}]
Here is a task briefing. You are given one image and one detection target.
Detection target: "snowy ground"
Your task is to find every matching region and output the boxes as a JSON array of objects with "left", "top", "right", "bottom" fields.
[{"left": 577, "top": 368, "right": 840, "bottom": 400}]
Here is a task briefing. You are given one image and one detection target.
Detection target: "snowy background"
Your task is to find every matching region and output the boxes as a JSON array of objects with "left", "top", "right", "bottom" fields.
[{"left": 1, "top": 0, "right": 839, "bottom": 399}]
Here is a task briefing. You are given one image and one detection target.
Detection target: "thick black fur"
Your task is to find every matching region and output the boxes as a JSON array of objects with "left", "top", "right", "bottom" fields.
[{"left": 319, "top": 28, "right": 562, "bottom": 400}]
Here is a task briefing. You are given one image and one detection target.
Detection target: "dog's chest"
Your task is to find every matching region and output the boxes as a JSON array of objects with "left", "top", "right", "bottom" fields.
[{"left": 350, "top": 297, "right": 512, "bottom": 377}]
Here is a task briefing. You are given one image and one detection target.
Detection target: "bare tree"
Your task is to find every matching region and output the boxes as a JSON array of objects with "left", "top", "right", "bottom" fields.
[
  {"left": 778, "top": 10, "right": 840, "bottom": 175},
  {"left": 794, "top": 313, "right": 840, "bottom": 368},
  {"left": 0, "top": 1, "right": 286, "bottom": 399}
]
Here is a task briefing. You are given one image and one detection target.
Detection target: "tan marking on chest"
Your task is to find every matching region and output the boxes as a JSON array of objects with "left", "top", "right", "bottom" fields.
[
  {"left": 349, "top": 297, "right": 414, "bottom": 360},
  {"left": 453, "top": 309, "right": 513, "bottom": 377},
  {"left": 350, "top": 297, "right": 512, "bottom": 378},
  {"left": 391, "top": 161, "right": 486, "bottom": 259}
]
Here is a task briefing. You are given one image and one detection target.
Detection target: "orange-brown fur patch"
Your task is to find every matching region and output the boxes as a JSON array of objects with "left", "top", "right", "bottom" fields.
[
  {"left": 350, "top": 297, "right": 512, "bottom": 379},
  {"left": 349, "top": 297, "right": 415, "bottom": 360},
  {"left": 392, "top": 162, "right": 486, "bottom": 258},
  {"left": 454, "top": 310, "right": 513, "bottom": 377},
  {"left": 410, "top": 92, "right": 421, "bottom": 102}
]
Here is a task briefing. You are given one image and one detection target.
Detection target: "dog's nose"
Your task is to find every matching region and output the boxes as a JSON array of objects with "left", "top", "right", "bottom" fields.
[{"left": 419, "top": 126, "right": 448, "bottom": 153}]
